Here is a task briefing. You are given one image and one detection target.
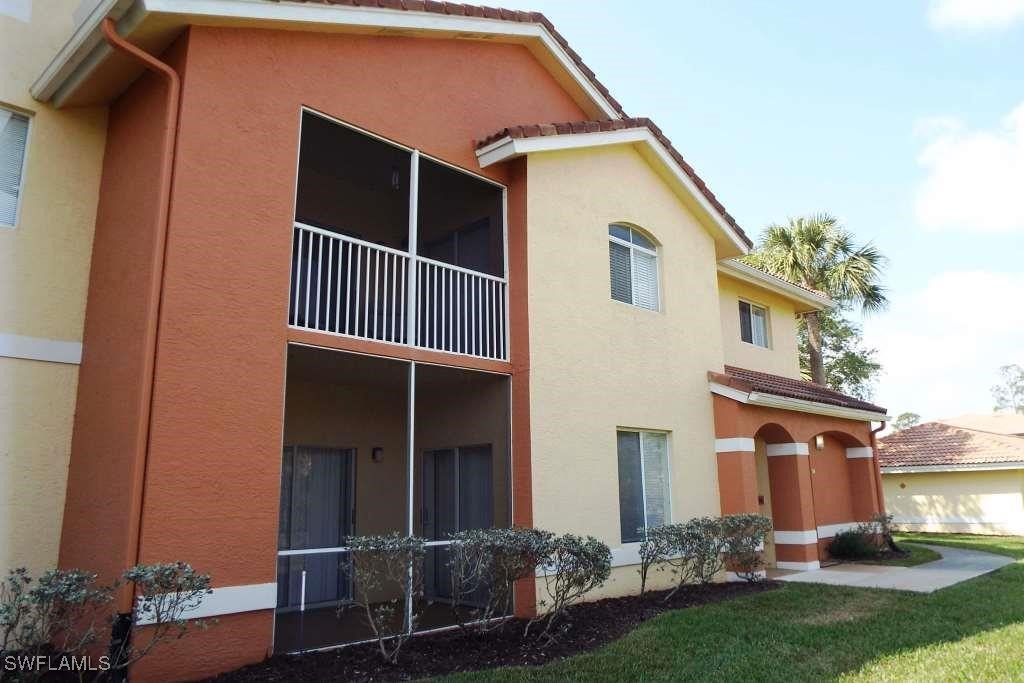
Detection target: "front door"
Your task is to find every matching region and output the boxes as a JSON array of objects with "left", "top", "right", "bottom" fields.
[
  {"left": 754, "top": 440, "right": 776, "bottom": 567},
  {"left": 422, "top": 445, "right": 493, "bottom": 600}
]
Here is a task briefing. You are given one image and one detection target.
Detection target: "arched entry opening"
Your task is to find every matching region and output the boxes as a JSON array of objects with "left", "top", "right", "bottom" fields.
[
  {"left": 753, "top": 423, "right": 795, "bottom": 569},
  {"left": 808, "top": 431, "right": 877, "bottom": 556}
]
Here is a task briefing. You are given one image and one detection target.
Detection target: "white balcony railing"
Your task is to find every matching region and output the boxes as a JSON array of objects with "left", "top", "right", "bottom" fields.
[{"left": 290, "top": 222, "right": 508, "bottom": 361}]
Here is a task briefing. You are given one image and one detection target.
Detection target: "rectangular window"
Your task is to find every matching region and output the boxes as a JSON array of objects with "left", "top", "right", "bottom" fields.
[
  {"left": 0, "top": 108, "right": 30, "bottom": 227},
  {"left": 616, "top": 430, "right": 670, "bottom": 543},
  {"left": 738, "top": 300, "right": 769, "bottom": 348}
]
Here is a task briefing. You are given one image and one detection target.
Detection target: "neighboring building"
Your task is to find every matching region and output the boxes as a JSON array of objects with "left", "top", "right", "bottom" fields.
[
  {"left": 880, "top": 421, "right": 1024, "bottom": 536},
  {"left": 5, "top": 1, "right": 889, "bottom": 678},
  {"left": 941, "top": 413, "right": 1024, "bottom": 437}
]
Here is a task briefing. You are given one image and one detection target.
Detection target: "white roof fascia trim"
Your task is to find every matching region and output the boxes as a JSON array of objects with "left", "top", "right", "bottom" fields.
[
  {"left": 33, "top": 0, "right": 621, "bottom": 119},
  {"left": 478, "top": 128, "right": 750, "bottom": 254},
  {"left": 709, "top": 381, "right": 890, "bottom": 422},
  {"left": 717, "top": 259, "right": 834, "bottom": 310},
  {"left": 882, "top": 462, "right": 1024, "bottom": 474},
  {"left": 30, "top": 0, "right": 131, "bottom": 101}
]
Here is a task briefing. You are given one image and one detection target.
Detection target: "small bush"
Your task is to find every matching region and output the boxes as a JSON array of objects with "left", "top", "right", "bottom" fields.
[
  {"left": 679, "top": 517, "right": 726, "bottom": 586},
  {"left": 637, "top": 526, "right": 673, "bottom": 595},
  {"left": 828, "top": 530, "right": 879, "bottom": 560},
  {"left": 446, "top": 527, "right": 552, "bottom": 631},
  {"left": 532, "top": 534, "right": 611, "bottom": 640},
  {"left": 343, "top": 534, "right": 426, "bottom": 663},
  {"left": 721, "top": 514, "right": 773, "bottom": 582}
]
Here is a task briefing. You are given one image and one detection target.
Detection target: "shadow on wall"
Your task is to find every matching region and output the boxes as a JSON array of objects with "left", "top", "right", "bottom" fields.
[{"left": 887, "top": 470, "right": 1024, "bottom": 534}]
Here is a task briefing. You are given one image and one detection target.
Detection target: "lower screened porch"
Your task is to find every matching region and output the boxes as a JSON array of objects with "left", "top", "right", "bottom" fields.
[{"left": 275, "top": 345, "right": 512, "bottom": 653}]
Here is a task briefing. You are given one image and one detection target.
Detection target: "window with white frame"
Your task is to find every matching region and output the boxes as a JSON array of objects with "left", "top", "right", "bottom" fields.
[
  {"left": 616, "top": 430, "right": 670, "bottom": 543},
  {"left": 608, "top": 224, "right": 659, "bottom": 310},
  {"left": 738, "top": 300, "right": 769, "bottom": 348},
  {"left": 0, "top": 108, "right": 29, "bottom": 228}
]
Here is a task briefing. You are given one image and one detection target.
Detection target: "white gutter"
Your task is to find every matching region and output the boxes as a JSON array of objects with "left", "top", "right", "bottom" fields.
[
  {"left": 717, "top": 259, "right": 834, "bottom": 311},
  {"left": 881, "top": 461, "right": 1024, "bottom": 474},
  {"left": 709, "top": 381, "right": 890, "bottom": 423}
]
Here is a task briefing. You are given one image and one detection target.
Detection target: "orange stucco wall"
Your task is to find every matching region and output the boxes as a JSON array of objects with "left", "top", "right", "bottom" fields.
[
  {"left": 65, "top": 25, "right": 586, "bottom": 680},
  {"left": 711, "top": 394, "right": 884, "bottom": 564}
]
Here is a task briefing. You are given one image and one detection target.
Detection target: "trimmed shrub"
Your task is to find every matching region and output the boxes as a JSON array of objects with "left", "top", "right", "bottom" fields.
[
  {"left": 446, "top": 527, "right": 553, "bottom": 631},
  {"left": 680, "top": 516, "right": 726, "bottom": 587},
  {"left": 532, "top": 534, "right": 611, "bottom": 640},
  {"left": 828, "top": 529, "right": 878, "bottom": 560},
  {"left": 721, "top": 514, "right": 773, "bottom": 582},
  {"left": 343, "top": 534, "right": 426, "bottom": 663},
  {"left": 637, "top": 526, "right": 673, "bottom": 595}
]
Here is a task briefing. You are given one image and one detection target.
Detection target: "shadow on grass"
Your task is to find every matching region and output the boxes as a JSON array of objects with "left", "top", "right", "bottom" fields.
[{"left": 442, "top": 561, "right": 1024, "bottom": 682}]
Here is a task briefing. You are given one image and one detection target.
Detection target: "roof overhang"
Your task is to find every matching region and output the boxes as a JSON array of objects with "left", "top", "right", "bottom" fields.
[
  {"left": 709, "top": 380, "right": 890, "bottom": 423},
  {"left": 881, "top": 462, "right": 1024, "bottom": 474},
  {"left": 32, "top": 0, "right": 622, "bottom": 118},
  {"left": 717, "top": 259, "right": 834, "bottom": 313},
  {"left": 476, "top": 127, "right": 750, "bottom": 258}
]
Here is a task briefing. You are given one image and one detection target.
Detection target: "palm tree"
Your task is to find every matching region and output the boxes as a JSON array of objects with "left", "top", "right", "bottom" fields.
[{"left": 743, "top": 213, "right": 887, "bottom": 385}]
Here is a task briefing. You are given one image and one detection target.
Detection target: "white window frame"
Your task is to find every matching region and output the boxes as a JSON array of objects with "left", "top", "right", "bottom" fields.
[
  {"left": 0, "top": 106, "right": 31, "bottom": 229},
  {"left": 608, "top": 224, "right": 660, "bottom": 312},
  {"left": 616, "top": 428, "right": 673, "bottom": 543},
  {"left": 738, "top": 298, "right": 771, "bottom": 349}
]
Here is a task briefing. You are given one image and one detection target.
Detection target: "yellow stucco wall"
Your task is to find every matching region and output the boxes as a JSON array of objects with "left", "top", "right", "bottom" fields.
[
  {"left": 717, "top": 273, "right": 802, "bottom": 379},
  {"left": 0, "top": 3, "right": 107, "bottom": 575},
  {"left": 882, "top": 469, "right": 1024, "bottom": 536},
  {"left": 526, "top": 144, "right": 725, "bottom": 600}
]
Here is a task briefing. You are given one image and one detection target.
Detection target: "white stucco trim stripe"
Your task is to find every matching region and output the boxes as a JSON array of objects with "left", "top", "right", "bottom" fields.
[
  {"left": 766, "top": 442, "right": 809, "bottom": 457},
  {"left": 715, "top": 437, "right": 756, "bottom": 453},
  {"left": 774, "top": 530, "right": 818, "bottom": 545},
  {"left": 708, "top": 382, "right": 890, "bottom": 422},
  {"left": 882, "top": 462, "right": 1024, "bottom": 474},
  {"left": 776, "top": 560, "right": 820, "bottom": 571},
  {"left": 817, "top": 522, "right": 858, "bottom": 538},
  {"left": 846, "top": 447, "right": 874, "bottom": 459},
  {"left": 134, "top": 582, "right": 277, "bottom": 626},
  {"left": 0, "top": 333, "right": 82, "bottom": 364}
]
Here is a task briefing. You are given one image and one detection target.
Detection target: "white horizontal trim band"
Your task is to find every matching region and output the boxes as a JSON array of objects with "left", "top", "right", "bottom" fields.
[
  {"left": 816, "top": 522, "right": 858, "bottom": 538},
  {"left": 893, "top": 515, "right": 1024, "bottom": 525},
  {"left": 715, "top": 437, "right": 755, "bottom": 453},
  {"left": 774, "top": 530, "right": 818, "bottom": 545},
  {"left": 0, "top": 333, "right": 82, "bottom": 364},
  {"left": 766, "top": 443, "right": 809, "bottom": 457},
  {"left": 134, "top": 582, "right": 276, "bottom": 625},
  {"left": 776, "top": 560, "right": 820, "bottom": 571},
  {"left": 882, "top": 462, "right": 1024, "bottom": 474},
  {"left": 846, "top": 447, "right": 874, "bottom": 459},
  {"left": 717, "top": 260, "right": 834, "bottom": 310}
]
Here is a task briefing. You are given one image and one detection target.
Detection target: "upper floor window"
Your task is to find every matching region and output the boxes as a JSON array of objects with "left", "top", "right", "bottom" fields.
[
  {"left": 1, "top": 108, "right": 30, "bottom": 228},
  {"left": 616, "top": 430, "right": 670, "bottom": 543},
  {"left": 608, "top": 223, "right": 659, "bottom": 311},
  {"left": 739, "top": 300, "right": 769, "bottom": 347}
]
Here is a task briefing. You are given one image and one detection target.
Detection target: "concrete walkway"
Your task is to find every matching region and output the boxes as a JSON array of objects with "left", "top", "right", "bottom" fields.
[{"left": 776, "top": 544, "right": 1014, "bottom": 593}]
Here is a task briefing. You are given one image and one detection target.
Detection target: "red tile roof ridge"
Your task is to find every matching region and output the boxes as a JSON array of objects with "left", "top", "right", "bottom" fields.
[{"left": 722, "top": 365, "right": 887, "bottom": 414}]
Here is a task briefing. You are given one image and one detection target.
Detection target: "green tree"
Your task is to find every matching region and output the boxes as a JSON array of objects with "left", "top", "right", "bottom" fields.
[
  {"left": 797, "top": 307, "right": 880, "bottom": 399},
  {"left": 744, "top": 213, "right": 888, "bottom": 385},
  {"left": 992, "top": 364, "right": 1024, "bottom": 414},
  {"left": 892, "top": 412, "right": 921, "bottom": 431}
]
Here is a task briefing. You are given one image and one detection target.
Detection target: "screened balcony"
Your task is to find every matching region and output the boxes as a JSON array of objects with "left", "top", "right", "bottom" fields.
[{"left": 288, "top": 110, "right": 508, "bottom": 362}]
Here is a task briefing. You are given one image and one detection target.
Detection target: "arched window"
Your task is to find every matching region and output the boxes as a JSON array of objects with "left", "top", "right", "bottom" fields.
[{"left": 608, "top": 223, "right": 659, "bottom": 311}]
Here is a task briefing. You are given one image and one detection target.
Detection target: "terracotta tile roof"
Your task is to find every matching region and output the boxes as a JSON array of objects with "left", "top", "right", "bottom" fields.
[
  {"left": 286, "top": 0, "right": 626, "bottom": 117},
  {"left": 722, "top": 365, "right": 887, "bottom": 414},
  {"left": 726, "top": 260, "right": 829, "bottom": 298},
  {"left": 879, "top": 422, "right": 1024, "bottom": 468},
  {"left": 476, "top": 118, "right": 752, "bottom": 249}
]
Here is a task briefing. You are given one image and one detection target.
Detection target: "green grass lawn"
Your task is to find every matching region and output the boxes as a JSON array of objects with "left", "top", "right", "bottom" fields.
[
  {"left": 857, "top": 541, "right": 942, "bottom": 567},
  {"left": 442, "top": 534, "right": 1024, "bottom": 682}
]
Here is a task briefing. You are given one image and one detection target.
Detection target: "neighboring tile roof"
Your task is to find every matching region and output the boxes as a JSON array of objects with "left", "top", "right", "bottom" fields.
[
  {"left": 938, "top": 413, "right": 1024, "bottom": 437},
  {"left": 722, "top": 365, "right": 887, "bottom": 414},
  {"left": 287, "top": 0, "right": 626, "bottom": 117},
  {"left": 476, "top": 118, "right": 752, "bottom": 248},
  {"left": 879, "top": 422, "right": 1024, "bottom": 468}
]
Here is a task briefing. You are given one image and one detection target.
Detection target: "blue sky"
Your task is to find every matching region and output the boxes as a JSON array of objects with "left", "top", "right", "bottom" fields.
[{"left": 497, "top": 0, "right": 1024, "bottom": 421}]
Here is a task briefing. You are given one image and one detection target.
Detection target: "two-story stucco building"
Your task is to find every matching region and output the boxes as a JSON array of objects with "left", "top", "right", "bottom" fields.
[{"left": 2, "top": 1, "right": 889, "bottom": 679}]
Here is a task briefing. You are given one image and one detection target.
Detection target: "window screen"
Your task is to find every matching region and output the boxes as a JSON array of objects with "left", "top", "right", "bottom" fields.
[
  {"left": 617, "top": 430, "right": 670, "bottom": 543},
  {"left": 0, "top": 109, "right": 29, "bottom": 227},
  {"left": 739, "top": 300, "right": 769, "bottom": 347}
]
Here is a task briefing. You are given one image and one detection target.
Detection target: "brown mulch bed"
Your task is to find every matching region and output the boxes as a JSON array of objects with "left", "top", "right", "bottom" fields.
[{"left": 211, "top": 581, "right": 778, "bottom": 682}]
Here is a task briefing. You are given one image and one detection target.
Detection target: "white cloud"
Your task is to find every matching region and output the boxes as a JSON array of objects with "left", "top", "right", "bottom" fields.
[
  {"left": 865, "top": 270, "right": 1024, "bottom": 420},
  {"left": 928, "top": 0, "right": 1024, "bottom": 31},
  {"left": 912, "top": 102, "right": 1024, "bottom": 233}
]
